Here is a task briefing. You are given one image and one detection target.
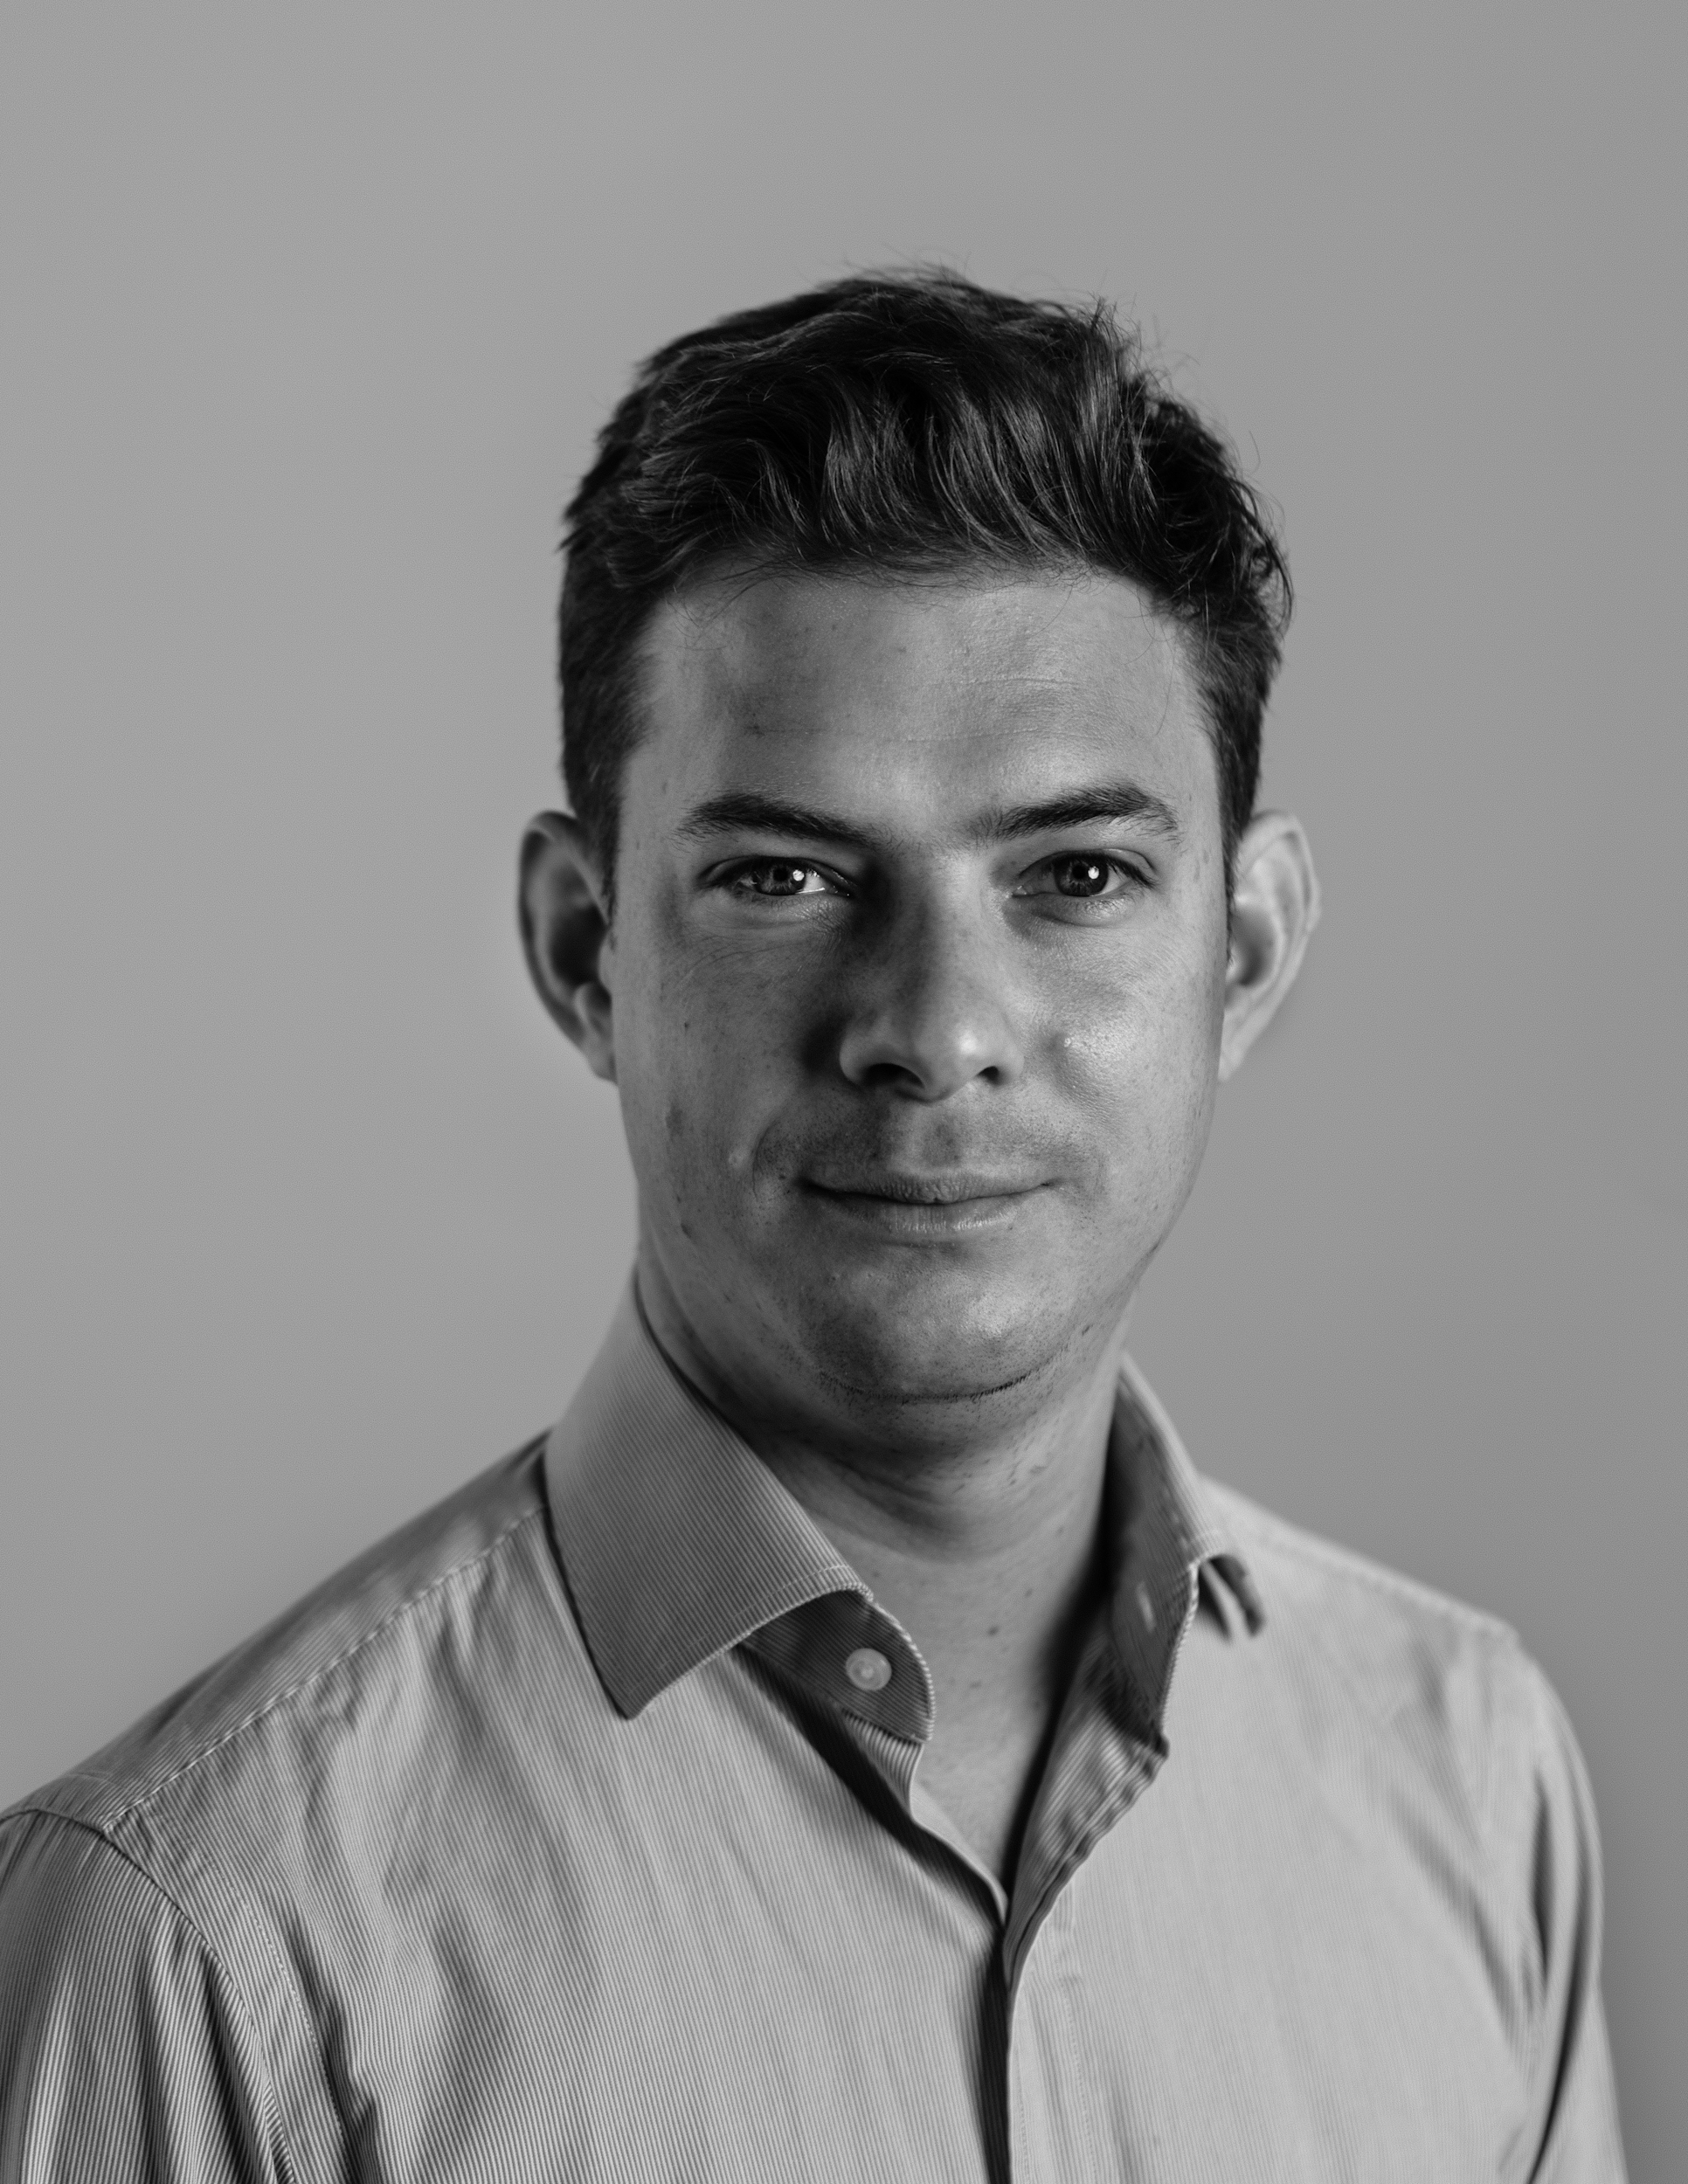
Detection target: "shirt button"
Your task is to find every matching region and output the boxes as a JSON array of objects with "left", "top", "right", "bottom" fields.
[{"left": 844, "top": 1646, "right": 893, "bottom": 1692}]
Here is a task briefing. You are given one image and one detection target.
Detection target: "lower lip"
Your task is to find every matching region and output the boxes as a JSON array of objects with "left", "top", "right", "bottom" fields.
[{"left": 803, "top": 1187, "right": 1038, "bottom": 1238}]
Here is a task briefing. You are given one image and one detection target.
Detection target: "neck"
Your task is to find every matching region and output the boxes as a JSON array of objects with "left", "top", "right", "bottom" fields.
[
  {"left": 636, "top": 1248, "right": 1127, "bottom": 1564},
  {"left": 637, "top": 1253, "right": 1130, "bottom": 1876}
]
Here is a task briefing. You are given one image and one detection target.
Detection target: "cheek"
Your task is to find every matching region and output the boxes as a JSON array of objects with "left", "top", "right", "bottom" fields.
[
  {"left": 1052, "top": 936, "right": 1224, "bottom": 1201},
  {"left": 612, "top": 912, "right": 806, "bottom": 1204}
]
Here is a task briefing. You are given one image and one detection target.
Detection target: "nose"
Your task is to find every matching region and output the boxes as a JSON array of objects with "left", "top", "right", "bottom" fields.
[{"left": 835, "top": 887, "right": 1026, "bottom": 1099}]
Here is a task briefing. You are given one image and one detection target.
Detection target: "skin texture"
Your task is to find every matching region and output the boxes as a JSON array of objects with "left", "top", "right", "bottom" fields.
[{"left": 522, "top": 566, "right": 1318, "bottom": 1875}]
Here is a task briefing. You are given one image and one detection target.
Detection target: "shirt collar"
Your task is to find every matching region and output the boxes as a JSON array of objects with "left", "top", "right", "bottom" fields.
[
  {"left": 544, "top": 1277, "right": 1261, "bottom": 1724},
  {"left": 1106, "top": 1351, "right": 1264, "bottom": 1728}
]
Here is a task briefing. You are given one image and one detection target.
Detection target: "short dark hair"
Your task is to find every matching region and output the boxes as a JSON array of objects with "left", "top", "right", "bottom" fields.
[{"left": 558, "top": 270, "right": 1290, "bottom": 892}]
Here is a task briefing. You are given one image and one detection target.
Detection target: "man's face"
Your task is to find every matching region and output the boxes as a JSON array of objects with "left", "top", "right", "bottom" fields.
[{"left": 588, "top": 569, "right": 1233, "bottom": 1434}]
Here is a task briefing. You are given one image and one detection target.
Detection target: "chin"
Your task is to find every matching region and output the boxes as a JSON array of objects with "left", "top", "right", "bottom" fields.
[{"left": 774, "top": 1278, "right": 1089, "bottom": 1413}]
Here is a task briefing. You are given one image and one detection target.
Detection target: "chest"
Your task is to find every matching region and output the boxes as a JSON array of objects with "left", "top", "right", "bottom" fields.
[{"left": 249, "top": 1655, "right": 1527, "bottom": 2184}]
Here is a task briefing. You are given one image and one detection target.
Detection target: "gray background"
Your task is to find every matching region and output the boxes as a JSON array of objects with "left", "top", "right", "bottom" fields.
[{"left": 3, "top": 2, "right": 1681, "bottom": 2169}]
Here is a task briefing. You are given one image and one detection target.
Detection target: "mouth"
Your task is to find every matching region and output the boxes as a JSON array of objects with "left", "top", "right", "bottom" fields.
[{"left": 799, "top": 1171, "right": 1050, "bottom": 1237}]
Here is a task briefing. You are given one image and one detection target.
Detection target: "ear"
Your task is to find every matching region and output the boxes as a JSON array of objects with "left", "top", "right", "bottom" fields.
[
  {"left": 518, "top": 813, "right": 617, "bottom": 1082},
  {"left": 1219, "top": 812, "right": 1320, "bottom": 1082}
]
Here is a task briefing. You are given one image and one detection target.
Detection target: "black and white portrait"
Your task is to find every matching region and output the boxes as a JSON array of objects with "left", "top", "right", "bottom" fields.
[{"left": 1, "top": 5, "right": 1679, "bottom": 2176}]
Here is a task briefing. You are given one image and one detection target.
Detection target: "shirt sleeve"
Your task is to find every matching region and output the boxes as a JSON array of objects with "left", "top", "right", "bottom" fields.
[
  {"left": 1504, "top": 1657, "right": 1629, "bottom": 2184},
  {"left": 0, "top": 1810, "right": 291, "bottom": 2184}
]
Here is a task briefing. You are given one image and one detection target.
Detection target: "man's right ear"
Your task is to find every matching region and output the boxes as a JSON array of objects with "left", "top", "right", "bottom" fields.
[{"left": 518, "top": 813, "right": 618, "bottom": 1083}]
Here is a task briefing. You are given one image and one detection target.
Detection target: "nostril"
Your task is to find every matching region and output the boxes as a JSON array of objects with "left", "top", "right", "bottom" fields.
[{"left": 837, "top": 1021, "right": 1024, "bottom": 1100}]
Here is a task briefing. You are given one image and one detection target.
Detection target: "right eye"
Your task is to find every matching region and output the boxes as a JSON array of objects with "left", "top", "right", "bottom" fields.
[{"left": 720, "top": 860, "right": 848, "bottom": 900}]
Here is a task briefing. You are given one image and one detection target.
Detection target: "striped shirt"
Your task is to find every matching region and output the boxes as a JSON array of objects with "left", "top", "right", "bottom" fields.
[{"left": 0, "top": 1280, "right": 1625, "bottom": 2181}]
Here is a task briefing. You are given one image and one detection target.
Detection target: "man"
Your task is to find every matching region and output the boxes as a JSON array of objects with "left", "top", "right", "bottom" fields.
[{"left": 0, "top": 273, "right": 1625, "bottom": 2180}]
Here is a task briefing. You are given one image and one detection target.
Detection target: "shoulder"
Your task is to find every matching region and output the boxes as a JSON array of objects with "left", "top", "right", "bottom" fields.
[
  {"left": 2, "top": 1437, "right": 573, "bottom": 1859},
  {"left": 1208, "top": 1475, "right": 1526, "bottom": 1684},
  {"left": 1201, "top": 1479, "right": 1574, "bottom": 1853},
  {"left": 0, "top": 1434, "right": 611, "bottom": 2160},
  {"left": 1190, "top": 1487, "right": 1623, "bottom": 2169}
]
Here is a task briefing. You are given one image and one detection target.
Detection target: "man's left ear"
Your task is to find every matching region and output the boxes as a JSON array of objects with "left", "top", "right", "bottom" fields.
[{"left": 1219, "top": 812, "right": 1321, "bottom": 1082}]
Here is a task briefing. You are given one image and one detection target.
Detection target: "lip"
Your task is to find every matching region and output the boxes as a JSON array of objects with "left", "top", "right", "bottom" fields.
[{"left": 800, "top": 1171, "right": 1049, "bottom": 1237}]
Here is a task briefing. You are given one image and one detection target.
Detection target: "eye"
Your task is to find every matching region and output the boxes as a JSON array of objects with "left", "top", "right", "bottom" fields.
[
  {"left": 720, "top": 858, "right": 848, "bottom": 900},
  {"left": 1049, "top": 855, "right": 1114, "bottom": 898},
  {"left": 1018, "top": 853, "right": 1147, "bottom": 902}
]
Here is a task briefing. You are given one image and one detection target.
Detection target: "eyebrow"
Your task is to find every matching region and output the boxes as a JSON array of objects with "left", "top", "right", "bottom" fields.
[
  {"left": 979, "top": 785, "right": 1183, "bottom": 845},
  {"left": 675, "top": 781, "right": 1183, "bottom": 851}
]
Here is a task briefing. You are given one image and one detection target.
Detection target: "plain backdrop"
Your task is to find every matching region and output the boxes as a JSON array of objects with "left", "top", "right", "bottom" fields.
[{"left": 2, "top": 2, "right": 1682, "bottom": 2168}]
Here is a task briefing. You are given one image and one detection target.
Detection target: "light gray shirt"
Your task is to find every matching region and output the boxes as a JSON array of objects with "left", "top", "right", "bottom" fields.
[{"left": 0, "top": 1282, "right": 1626, "bottom": 2180}]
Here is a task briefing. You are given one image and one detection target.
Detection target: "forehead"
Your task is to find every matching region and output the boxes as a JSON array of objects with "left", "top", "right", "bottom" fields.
[{"left": 631, "top": 566, "right": 1217, "bottom": 829}]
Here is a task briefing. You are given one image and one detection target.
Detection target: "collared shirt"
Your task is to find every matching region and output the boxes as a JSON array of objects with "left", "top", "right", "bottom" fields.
[{"left": 0, "top": 1282, "right": 1625, "bottom": 2181}]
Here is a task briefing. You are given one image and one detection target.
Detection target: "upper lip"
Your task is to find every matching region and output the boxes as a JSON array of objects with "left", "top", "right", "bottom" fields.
[{"left": 803, "top": 1171, "right": 1047, "bottom": 1206}]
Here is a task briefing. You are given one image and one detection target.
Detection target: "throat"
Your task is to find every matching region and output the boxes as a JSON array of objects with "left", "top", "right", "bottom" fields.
[
  {"left": 882, "top": 1526, "right": 1107, "bottom": 1884},
  {"left": 912, "top": 1669, "right": 1081, "bottom": 1883}
]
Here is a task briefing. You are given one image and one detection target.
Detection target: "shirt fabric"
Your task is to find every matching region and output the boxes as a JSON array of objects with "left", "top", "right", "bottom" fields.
[{"left": 0, "top": 1280, "right": 1626, "bottom": 2181}]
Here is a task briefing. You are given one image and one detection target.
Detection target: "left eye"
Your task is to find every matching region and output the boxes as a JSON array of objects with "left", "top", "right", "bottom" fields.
[{"left": 1023, "top": 854, "right": 1139, "bottom": 900}]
